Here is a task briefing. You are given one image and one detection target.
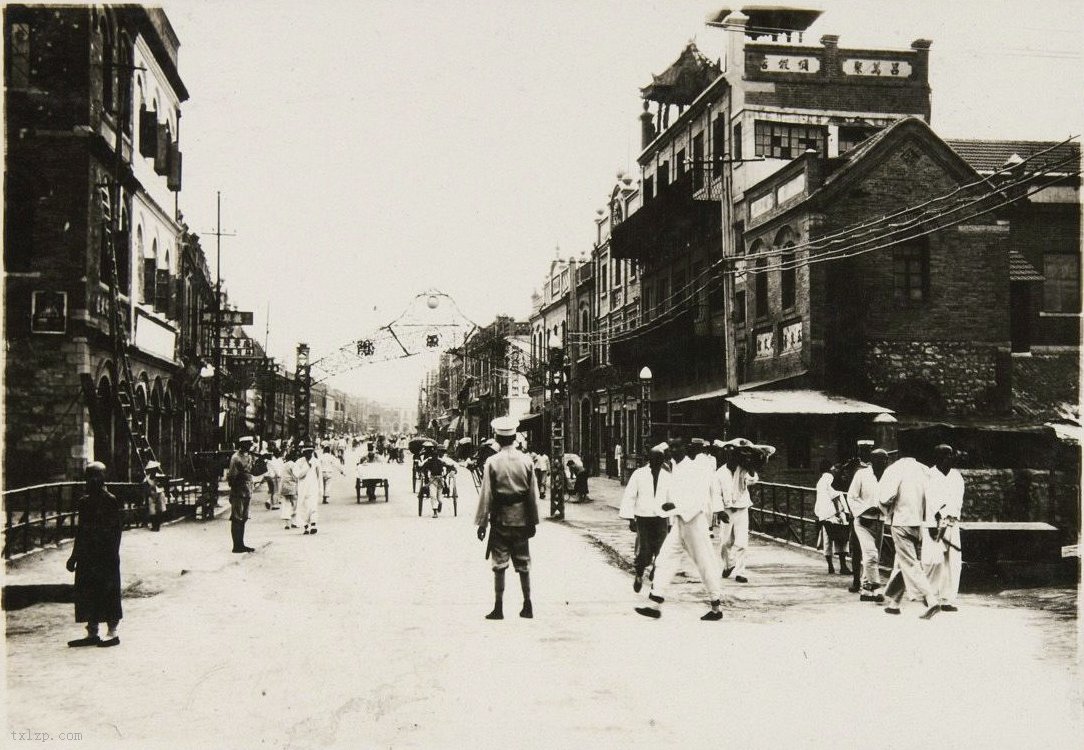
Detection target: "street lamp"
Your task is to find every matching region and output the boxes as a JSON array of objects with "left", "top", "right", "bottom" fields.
[{"left": 639, "top": 366, "right": 652, "bottom": 465}]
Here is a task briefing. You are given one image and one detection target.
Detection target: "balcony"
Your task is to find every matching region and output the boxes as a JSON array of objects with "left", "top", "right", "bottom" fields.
[{"left": 610, "top": 173, "right": 719, "bottom": 263}]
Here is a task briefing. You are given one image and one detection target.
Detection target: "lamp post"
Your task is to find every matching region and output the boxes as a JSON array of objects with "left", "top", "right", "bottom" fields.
[{"left": 639, "top": 366, "right": 652, "bottom": 466}]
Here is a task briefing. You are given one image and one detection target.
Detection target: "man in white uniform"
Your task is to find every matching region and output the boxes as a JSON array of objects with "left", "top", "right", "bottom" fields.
[
  {"left": 318, "top": 441, "right": 343, "bottom": 504},
  {"left": 814, "top": 461, "right": 850, "bottom": 575},
  {"left": 923, "top": 444, "right": 965, "bottom": 611},
  {"left": 636, "top": 439, "right": 724, "bottom": 621},
  {"left": 847, "top": 448, "right": 890, "bottom": 602},
  {"left": 716, "top": 438, "right": 759, "bottom": 583},
  {"left": 618, "top": 443, "right": 672, "bottom": 593},
  {"left": 294, "top": 442, "right": 322, "bottom": 535},
  {"left": 879, "top": 451, "right": 939, "bottom": 618}
]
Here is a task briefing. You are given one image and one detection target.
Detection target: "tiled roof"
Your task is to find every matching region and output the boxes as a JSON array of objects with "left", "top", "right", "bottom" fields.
[
  {"left": 945, "top": 139, "right": 1081, "bottom": 174},
  {"left": 1009, "top": 250, "right": 1045, "bottom": 282}
]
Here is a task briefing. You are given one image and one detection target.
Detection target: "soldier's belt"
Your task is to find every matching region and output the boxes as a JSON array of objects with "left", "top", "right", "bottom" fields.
[{"left": 494, "top": 492, "right": 527, "bottom": 508}]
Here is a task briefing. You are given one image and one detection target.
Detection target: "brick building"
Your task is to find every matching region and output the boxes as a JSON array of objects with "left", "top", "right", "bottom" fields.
[
  {"left": 610, "top": 8, "right": 934, "bottom": 450},
  {"left": 4, "top": 5, "right": 190, "bottom": 485},
  {"left": 601, "top": 6, "right": 1079, "bottom": 483}
]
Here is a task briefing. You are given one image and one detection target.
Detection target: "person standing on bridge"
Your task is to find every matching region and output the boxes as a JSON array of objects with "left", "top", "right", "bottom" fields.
[
  {"left": 847, "top": 448, "right": 889, "bottom": 602},
  {"left": 227, "top": 436, "right": 256, "bottom": 553},
  {"left": 66, "top": 462, "right": 123, "bottom": 648},
  {"left": 476, "top": 416, "right": 540, "bottom": 620},
  {"left": 716, "top": 438, "right": 760, "bottom": 584},
  {"left": 294, "top": 442, "right": 322, "bottom": 535},
  {"left": 619, "top": 442, "right": 672, "bottom": 594}
]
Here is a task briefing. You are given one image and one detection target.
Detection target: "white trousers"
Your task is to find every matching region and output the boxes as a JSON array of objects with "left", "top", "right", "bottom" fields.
[
  {"left": 296, "top": 491, "right": 319, "bottom": 526},
  {"left": 279, "top": 493, "right": 296, "bottom": 522},
  {"left": 923, "top": 545, "right": 962, "bottom": 605},
  {"left": 647, "top": 513, "right": 722, "bottom": 606},
  {"left": 719, "top": 507, "right": 750, "bottom": 577},
  {"left": 853, "top": 518, "right": 882, "bottom": 589}
]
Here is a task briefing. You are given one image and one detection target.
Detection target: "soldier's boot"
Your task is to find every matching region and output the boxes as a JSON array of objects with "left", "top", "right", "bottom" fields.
[
  {"left": 825, "top": 555, "right": 835, "bottom": 574},
  {"left": 151, "top": 513, "right": 161, "bottom": 532},
  {"left": 519, "top": 572, "right": 533, "bottom": 618},
  {"left": 838, "top": 550, "right": 851, "bottom": 575},
  {"left": 486, "top": 569, "right": 505, "bottom": 620}
]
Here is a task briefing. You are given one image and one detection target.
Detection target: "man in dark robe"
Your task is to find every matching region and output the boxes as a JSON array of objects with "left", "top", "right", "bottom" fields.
[{"left": 66, "top": 461, "right": 123, "bottom": 647}]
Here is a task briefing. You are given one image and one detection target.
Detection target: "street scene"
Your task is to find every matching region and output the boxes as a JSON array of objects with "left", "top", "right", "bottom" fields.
[{"left": 2, "top": 1, "right": 1082, "bottom": 748}]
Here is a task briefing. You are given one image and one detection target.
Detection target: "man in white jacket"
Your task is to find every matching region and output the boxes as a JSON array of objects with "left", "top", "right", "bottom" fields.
[
  {"left": 294, "top": 442, "right": 322, "bottom": 535},
  {"left": 847, "top": 449, "right": 891, "bottom": 602},
  {"left": 636, "top": 439, "right": 724, "bottom": 621},
  {"left": 878, "top": 451, "right": 939, "bottom": 619},
  {"left": 618, "top": 443, "right": 672, "bottom": 593},
  {"left": 923, "top": 444, "right": 965, "bottom": 611},
  {"left": 716, "top": 438, "right": 759, "bottom": 583}
]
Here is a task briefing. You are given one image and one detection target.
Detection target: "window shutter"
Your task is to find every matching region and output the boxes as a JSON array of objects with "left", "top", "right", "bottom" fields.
[
  {"left": 142, "top": 262, "right": 157, "bottom": 306},
  {"left": 167, "top": 143, "right": 182, "bottom": 192},
  {"left": 171, "top": 275, "right": 184, "bottom": 321},
  {"left": 155, "top": 269, "right": 170, "bottom": 313},
  {"left": 139, "top": 108, "right": 157, "bottom": 157},
  {"left": 155, "top": 124, "right": 170, "bottom": 175}
]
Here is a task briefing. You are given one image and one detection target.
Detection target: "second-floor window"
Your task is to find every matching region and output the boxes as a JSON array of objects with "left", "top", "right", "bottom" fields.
[
  {"left": 1043, "top": 253, "right": 1081, "bottom": 313},
  {"left": 8, "top": 22, "right": 31, "bottom": 88},
  {"left": 754, "top": 121, "right": 827, "bottom": 160},
  {"left": 754, "top": 258, "right": 769, "bottom": 318},
  {"left": 893, "top": 242, "right": 929, "bottom": 303}
]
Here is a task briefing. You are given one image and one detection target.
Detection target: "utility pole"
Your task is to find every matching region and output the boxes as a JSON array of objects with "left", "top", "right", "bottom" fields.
[{"left": 204, "top": 192, "right": 235, "bottom": 449}]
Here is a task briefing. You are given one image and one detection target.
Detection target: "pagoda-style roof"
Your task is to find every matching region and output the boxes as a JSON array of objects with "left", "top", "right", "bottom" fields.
[{"left": 641, "top": 43, "right": 722, "bottom": 107}]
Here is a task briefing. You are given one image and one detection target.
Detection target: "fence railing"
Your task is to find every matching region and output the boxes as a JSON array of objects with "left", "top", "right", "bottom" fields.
[
  {"left": 749, "top": 482, "right": 897, "bottom": 569},
  {"left": 2, "top": 480, "right": 205, "bottom": 559}
]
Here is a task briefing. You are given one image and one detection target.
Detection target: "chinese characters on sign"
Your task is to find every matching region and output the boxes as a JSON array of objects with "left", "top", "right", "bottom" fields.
[
  {"left": 843, "top": 59, "right": 912, "bottom": 77},
  {"left": 760, "top": 55, "right": 820, "bottom": 73},
  {"left": 781, "top": 321, "right": 803, "bottom": 354},
  {"left": 755, "top": 331, "right": 774, "bottom": 359}
]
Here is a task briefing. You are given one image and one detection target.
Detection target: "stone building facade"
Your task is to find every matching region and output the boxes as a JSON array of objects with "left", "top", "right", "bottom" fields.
[{"left": 4, "top": 5, "right": 190, "bottom": 485}]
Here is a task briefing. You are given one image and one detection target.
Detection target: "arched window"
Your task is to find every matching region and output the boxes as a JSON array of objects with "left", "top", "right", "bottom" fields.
[
  {"left": 117, "top": 201, "right": 130, "bottom": 295},
  {"left": 143, "top": 237, "right": 158, "bottom": 307},
  {"left": 118, "top": 33, "right": 132, "bottom": 132},
  {"left": 775, "top": 227, "right": 797, "bottom": 311},
  {"left": 755, "top": 257, "right": 769, "bottom": 318},
  {"left": 100, "top": 17, "right": 115, "bottom": 113}
]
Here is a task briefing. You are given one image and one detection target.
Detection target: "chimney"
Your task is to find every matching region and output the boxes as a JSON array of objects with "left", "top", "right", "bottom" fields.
[
  {"left": 640, "top": 100, "right": 656, "bottom": 149},
  {"left": 820, "top": 35, "right": 840, "bottom": 79}
]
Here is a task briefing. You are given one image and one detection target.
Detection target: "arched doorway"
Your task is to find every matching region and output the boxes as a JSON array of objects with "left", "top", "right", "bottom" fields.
[
  {"left": 162, "top": 388, "right": 174, "bottom": 475},
  {"left": 95, "top": 376, "right": 115, "bottom": 469}
]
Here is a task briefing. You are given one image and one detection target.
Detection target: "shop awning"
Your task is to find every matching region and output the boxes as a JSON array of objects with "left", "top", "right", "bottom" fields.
[
  {"left": 668, "top": 371, "right": 809, "bottom": 405},
  {"left": 725, "top": 390, "right": 893, "bottom": 415}
]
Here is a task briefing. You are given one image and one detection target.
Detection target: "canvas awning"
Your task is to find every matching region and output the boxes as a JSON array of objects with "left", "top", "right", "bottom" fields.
[
  {"left": 725, "top": 389, "right": 893, "bottom": 415},
  {"left": 668, "top": 371, "right": 808, "bottom": 405}
]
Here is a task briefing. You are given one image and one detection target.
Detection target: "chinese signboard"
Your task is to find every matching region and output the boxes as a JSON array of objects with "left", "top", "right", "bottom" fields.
[
  {"left": 30, "top": 290, "right": 67, "bottom": 334},
  {"left": 843, "top": 59, "right": 912, "bottom": 78},
  {"left": 781, "top": 321, "right": 803, "bottom": 354},
  {"left": 202, "top": 309, "right": 254, "bottom": 327},
  {"left": 755, "top": 331, "right": 774, "bottom": 359},
  {"left": 760, "top": 55, "right": 820, "bottom": 73},
  {"left": 219, "top": 335, "right": 256, "bottom": 357}
]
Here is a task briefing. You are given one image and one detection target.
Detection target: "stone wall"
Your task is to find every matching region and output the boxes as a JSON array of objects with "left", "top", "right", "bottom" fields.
[
  {"left": 1012, "top": 350, "right": 1081, "bottom": 419},
  {"left": 960, "top": 468, "right": 1079, "bottom": 539},
  {"left": 864, "top": 340, "right": 1002, "bottom": 414}
]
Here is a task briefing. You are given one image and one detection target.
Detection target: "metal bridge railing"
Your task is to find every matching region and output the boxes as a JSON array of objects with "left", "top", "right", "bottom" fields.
[
  {"left": 749, "top": 482, "right": 897, "bottom": 570},
  {"left": 2, "top": 480, "right": 203, "bottom": 559}
]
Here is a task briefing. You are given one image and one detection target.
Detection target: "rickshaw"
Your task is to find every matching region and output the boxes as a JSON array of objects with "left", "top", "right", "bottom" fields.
[{"left": 416, "top": 442, "right": 457, "bottom": 517}]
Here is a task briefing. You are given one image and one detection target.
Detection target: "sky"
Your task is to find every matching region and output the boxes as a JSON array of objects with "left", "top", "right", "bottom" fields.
[{"left": 164, "top": 0, "right": 1084, "bottom": 408}]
